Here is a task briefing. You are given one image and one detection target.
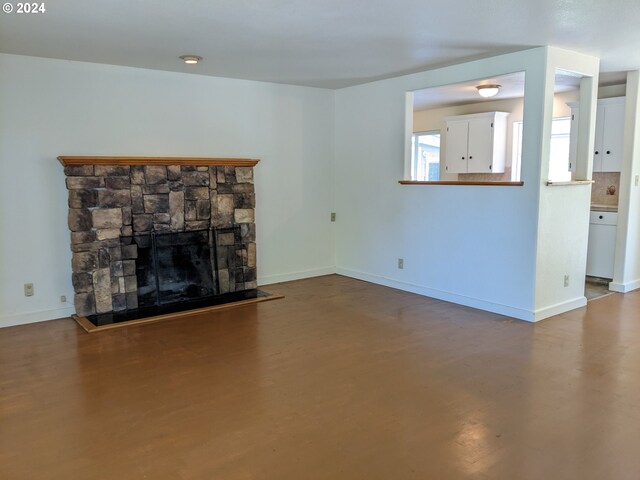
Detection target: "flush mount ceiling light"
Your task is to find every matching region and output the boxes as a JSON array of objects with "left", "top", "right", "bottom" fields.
[
  {"left": 179, "top": 55, "right": 202, "bottom": 65},
  {"left": 476, "top": 84, "right": 501, "bottom": 98}
]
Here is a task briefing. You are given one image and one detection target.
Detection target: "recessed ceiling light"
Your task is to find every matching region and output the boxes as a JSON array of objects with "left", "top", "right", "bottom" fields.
[
  {"left": 476, "top": 84, "right": 501, "bottom": 98},
  {"left": 179, "top": 55, "right": 202, "bottom": 65}
]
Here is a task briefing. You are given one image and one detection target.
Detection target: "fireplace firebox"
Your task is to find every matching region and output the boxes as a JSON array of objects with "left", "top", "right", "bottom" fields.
[{"left": 134, "top": 229, "right": 220, "bottom": 308}]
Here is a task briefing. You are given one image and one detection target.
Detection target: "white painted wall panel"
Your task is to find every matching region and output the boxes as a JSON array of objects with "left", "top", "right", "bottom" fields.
[{"left": 334, "top": 49, "right": 551, "bottom": 321}]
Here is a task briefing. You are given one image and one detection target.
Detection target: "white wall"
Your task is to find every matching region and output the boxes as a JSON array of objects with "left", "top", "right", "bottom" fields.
[
  {"left": 334, "top": 47, "right": 602, "bottom": 322},
  {"left": 334, "top": 48, "right": 553, "bottom": 321},
  {"left": 0, "top": 54, "right": 336, "bottom": 327},
  {"left": 611, "top": 71, "right": 640, "bottom": 292},
  {"left": 533, "top": 49, "right": 600, "bottom": 320}
]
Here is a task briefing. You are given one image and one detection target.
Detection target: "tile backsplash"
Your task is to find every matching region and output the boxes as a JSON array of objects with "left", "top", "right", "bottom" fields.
[
  {"left": 591, "top": 172, "right": 620, "bottom": 206},
  {"left": 458, "top": 167, "right": 512, "bottom": 183}
]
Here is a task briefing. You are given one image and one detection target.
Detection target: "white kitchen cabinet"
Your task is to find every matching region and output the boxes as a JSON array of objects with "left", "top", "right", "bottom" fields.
[
  {"left": 586, "top": 211, "right": 618, "bottom": 278},
  {"left": 444, "top": 112, "right": 509, "bottom": 174},
  {"left": 594, "top": 99, "right": 625, "bottom": 172},
  {"left": 445, "top": 120, "right": 470, "bottom": 173},
  {"left": 568, "top": 97, "right": 625, "bottom": 173}
]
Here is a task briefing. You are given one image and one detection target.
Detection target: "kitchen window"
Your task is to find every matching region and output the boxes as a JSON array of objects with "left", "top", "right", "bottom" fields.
[
  {"left": 411, "top": 131, "right": 440, "bottom": 181},
  {"left": 548, "top": 117, "right": 572, "bottom": 182},
  {"left": 512, "top": 117, "right": 572, "bottom": 182}
]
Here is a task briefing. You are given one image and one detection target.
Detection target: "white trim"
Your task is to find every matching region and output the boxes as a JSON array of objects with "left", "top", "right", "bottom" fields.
[
  {"left": 533, "top": 296, "right": 587, "bottom": 322},
  {"left": 336, "top": 267, "right": 536, "bottom": 322},
  {"left": 258, "top": 266, "right": 336, "bottom": 286},
  {"left": 0, "top": 272, "right": 592, "bottom": 328},
  {"left": 0, "top": 268, "right": 336, "bottom": 329},
  {"left": 596, "top": 96, "right": 625, "bottom": 106},
  {"left": 0, "top": 306, "right": 75, "bottom": 329},
  {"left": 609, "top": 279, "right": 640, "bottom": 293},
  {"left": 512, "top": 120, "right": 523, "bottom": 181},
  {"left": 444, "top": 111, "right": 511, "bottom": 122}
]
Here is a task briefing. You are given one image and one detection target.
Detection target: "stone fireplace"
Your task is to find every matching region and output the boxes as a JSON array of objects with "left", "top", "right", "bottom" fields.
[{"left": 61, "top": 157, "right": 259, "bottom": 321}]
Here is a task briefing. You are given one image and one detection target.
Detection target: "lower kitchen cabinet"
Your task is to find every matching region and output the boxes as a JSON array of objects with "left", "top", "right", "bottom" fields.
[{"left": 586, "top": 211, "right": 618, "bottom": 278}]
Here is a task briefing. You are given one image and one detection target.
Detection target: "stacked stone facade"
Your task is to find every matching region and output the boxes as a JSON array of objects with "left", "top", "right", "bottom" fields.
[{"left": 65, "top": 164, "right": 257, "bottom": 317}]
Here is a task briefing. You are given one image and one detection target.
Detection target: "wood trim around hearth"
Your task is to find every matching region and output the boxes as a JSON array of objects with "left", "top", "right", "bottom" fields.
[
  {"left": 57, "top": 156, "right": 260, "bottom": 167},
  {"left": 73, "top": 292, "right": 285, "bottom": 333}
]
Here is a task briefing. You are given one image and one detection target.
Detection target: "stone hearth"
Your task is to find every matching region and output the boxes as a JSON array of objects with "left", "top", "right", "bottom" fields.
[{"left": 62, "top": 159, "right": 258, "bottom": 317}]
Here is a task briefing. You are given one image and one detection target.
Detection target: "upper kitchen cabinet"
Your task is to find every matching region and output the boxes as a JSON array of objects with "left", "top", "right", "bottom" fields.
[
  {"left": 594, "top": 98, "right": 625, "bottom": 172},
  {"left": 569, "top": 97, "right": 625, "bottom": 173},
  {"left": 444, "top": 112, "right": 509, "bottom": 174}
]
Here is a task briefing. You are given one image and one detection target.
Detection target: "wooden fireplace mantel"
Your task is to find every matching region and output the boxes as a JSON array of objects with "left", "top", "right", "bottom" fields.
[{"left": 57, "top": 156, "right": 260, "bottom": 167}]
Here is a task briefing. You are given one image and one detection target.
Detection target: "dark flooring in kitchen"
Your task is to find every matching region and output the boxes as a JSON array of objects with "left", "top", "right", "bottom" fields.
[{"left": 585, "top": 276, "right": 613, "bottom": 300}]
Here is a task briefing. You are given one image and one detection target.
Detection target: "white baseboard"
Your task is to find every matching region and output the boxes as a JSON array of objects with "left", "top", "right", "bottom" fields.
[
  {"left": 258, "top": 266, "right": 336, "bottom": 286},
  {"left": 0, "top": 269, "right": 589, "bottom": 328},
  {"left": 336, "top": 267, "right": 536, "bottom": 322},
  {"left": 0, "top": 267, "right": 336, "bottom": 330},
  {"left": 609, "top": 279, "right": 640, "bottom": 293},
  {"left": 0, "top": 306, "right": 75, "bottom": 329},
  {"left": 533, "top": 296, "right": 587, "bottom": 322}
]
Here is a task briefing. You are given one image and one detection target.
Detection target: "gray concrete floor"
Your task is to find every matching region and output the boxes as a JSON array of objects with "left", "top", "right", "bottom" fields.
[{"left": 585, "top": 276, "right": 612, "bottom": 301}]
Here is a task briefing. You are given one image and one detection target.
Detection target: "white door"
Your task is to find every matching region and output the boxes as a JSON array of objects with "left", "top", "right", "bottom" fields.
[
  {"left": 568, "top": 109, "right": 579, "bottom": 174},
  {"left": 445, "top": 121, "right": 469, "bottom": 174},
  {"left": 593, "top": 105, "right": 605, "bottom": 172},
  {"left": 467, "top": 116, "right": 494, "bottom": 173},
  {"left": 600, "top": 102, "right": 625, "bottom": 172}
]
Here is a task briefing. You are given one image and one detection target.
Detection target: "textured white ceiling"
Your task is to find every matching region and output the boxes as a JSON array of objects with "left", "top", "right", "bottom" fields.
[
  {"left": 1, "top": 0, "right": 638, "bottom": 88},
  {"left": 413, "top": 72, "right": 527, "bottom": 110},
  {"left": 413, "top": 71, "right": 585, "bottom": 110}
]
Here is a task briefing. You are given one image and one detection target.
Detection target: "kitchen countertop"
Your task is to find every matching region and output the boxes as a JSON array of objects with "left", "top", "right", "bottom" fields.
[{"left": 591, "top": 204, "right": 618, "bottom": 212}]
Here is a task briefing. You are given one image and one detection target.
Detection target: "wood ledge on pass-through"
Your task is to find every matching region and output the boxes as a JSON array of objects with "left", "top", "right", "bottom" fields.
[
  {"left": 399, "top": 180, "right": 524, "bottom": 186},
  {"left": 57, "top": 156, "right": 259, "bottom": 167}
]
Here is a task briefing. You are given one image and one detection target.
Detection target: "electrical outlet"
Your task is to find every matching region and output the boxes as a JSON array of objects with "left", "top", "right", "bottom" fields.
[
  {"left": 398, "top": 258, "right": 404, "bottom": 269},
  {"left": 24, "top": 283, "right": 34, "bottom": 297},
  {"left": 330, "top": 212, "right": 336, "bottom": 222},
  {"left": 564, "top": 275, "right": 570, "bottom": 287},
  {"left": 60, "top": 295, "right": 67, "bottom": 303}
]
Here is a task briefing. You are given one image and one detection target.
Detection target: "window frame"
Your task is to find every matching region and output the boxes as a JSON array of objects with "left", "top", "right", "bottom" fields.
[
  {"left": 512, "top": 116, "right": 573, "bottom": 183},
  {"left": 410, "top": 130, "right": 441, "bottom": 181}
]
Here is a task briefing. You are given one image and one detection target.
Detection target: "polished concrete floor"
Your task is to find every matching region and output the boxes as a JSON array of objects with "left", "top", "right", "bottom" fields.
[
  {"left": 1, "top": 275, "right": 639, "bottom": 479},
  {"left": 585, "top": 276, "right": 613, "bottom": 301}
]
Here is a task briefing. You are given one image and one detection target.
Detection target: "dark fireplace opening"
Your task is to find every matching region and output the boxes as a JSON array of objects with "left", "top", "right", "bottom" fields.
[
  {"left": 134, "top": 229, "right": 217, "bottom": 308},
  {"left": 86, "top": 226, "right": 256, "bottom": 327}
]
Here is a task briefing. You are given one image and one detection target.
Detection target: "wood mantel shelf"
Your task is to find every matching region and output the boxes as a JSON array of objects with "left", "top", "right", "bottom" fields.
[{"left": 57, "top": 156, "right": 259, "bottom": 167}]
